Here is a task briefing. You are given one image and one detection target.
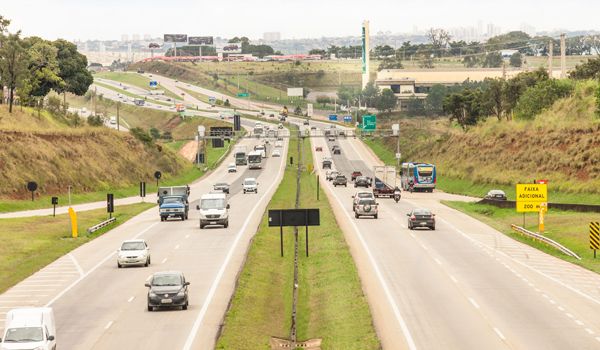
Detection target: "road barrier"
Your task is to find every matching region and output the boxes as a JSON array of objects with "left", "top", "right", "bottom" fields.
[
  {"left": 510, "top": 224, "right": 581, "bottom": 260},
  {"left": 87, "top": 217, "right": 117, "bottom": 234},
  {"left": 479, "top": 198, "right": 600, "bottom": 213}
]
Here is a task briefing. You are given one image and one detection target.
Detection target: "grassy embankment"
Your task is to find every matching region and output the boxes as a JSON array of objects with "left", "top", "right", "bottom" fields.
[
  {"left": 443, "top": 201, "right": 600, "bottom": 273},
  {"left": 0, "top": 202, "right": 154, "bottom": 293},
  {"left": 216, "top": 136, "right": 379, "bottom": 349},
  {"left": 364, "top": 80, "right": 600, "bottom": 204},
  {"left": 0, "top": 103, "right": 231, "bottom": 212}
]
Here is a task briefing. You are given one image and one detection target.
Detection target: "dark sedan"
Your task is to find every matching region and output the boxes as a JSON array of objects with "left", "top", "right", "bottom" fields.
[
  {"left": 354, "top": 176, "right": 371, "bottom": 188},
  {"left": 213, "top": 182, "right": 230, "bottom": 194},
  {"left": 146, "top": 271, "right": 190, "bottom": 311},
  {"left": 407, "top": 208, "right": 436, "bottom": 230}
]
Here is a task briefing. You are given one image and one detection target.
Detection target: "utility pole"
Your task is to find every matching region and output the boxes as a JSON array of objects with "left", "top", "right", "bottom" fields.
[
  {"left": 560, "top": 33, "right": 566, "bottom": 79},
  {"left": 548, "top": 40, "right": 553, "bottom": 78}
]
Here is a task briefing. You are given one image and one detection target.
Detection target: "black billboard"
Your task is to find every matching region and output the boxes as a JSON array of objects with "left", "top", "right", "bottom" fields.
[
  {"left": 268, "top": 209, "right": 320, "bottom": 227},
  {"left": 163, "top": 34, "right": 188, "bottom": 43},
  {"left": 188, "top": 36, "right": 214, "bottom": 45}
]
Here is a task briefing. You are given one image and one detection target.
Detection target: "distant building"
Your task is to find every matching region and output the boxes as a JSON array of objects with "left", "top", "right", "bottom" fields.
[
  {"left": 263, "top": 32, "right": 281, "bottom": 42},
  {"left": 500, "top": 49, "right": 519, "bottom": 58},
  {"left": 132, "top": 34, "right": 140, "bottom": 41},
  {"left": 121, "top": 34, "right": 129, "bottom": 42},
  {"left": 143, "top": 34, "right": 152, "bottom": 41}
]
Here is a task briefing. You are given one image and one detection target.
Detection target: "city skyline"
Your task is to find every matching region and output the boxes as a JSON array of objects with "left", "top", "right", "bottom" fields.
[{"left": 1, "top": 0, "right": 598, "bottom": 42}]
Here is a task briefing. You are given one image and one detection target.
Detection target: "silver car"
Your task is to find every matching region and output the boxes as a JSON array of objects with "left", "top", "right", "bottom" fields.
[
  {"left": 354, "top": 198, "right": 378, "bottom": 219},
  {"left": 117, "top": 239, "right": 150, "bottom": 268}
]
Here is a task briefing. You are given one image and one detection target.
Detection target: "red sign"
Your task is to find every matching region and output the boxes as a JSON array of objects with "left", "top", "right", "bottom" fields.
[{"left": 537, "top": 179, "right": 549, "bottom": 184}]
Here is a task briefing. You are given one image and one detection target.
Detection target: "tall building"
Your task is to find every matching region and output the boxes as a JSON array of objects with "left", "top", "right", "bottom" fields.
[
  {"left": 132, "top": 34, "right": 140, "bottom": 41},
  {"left": 263, "top": 32, "right": 281, "bottom": 42},
  {"left": 121, "top": 34, "right": 129, "bottom": 42}
]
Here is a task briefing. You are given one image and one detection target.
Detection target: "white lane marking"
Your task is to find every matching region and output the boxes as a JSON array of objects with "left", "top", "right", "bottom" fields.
[
  {"left": 586, "top": 328, "right": 594, "bottom": 335},
  {"left": 566, "top": 313, "right": 574, "bottom": 319},
  {"left": 308, "top": 153, "right": 418, "bottom": 350},
  {"left": 468, "top": 297, "right": 480, "bottom": 309},
  {"left": 449, "top": 275, "right": 458, "bottom": 284},
  {"left": 595, "top": 336, "right": 600, "bottom": 343},
  {"left": 19, "top": 283, "right": 61, "bottom": 287},
  {"left": 437, "top": 217, "right": 600, "bottom": 308},
  {"left": 542, "top": 294, "right": 550, "bottom": 300},
  {"left": 127, "top": 296, "right": 135, "bottom": 303},
  {"left": 45, "top": 222, "right": 160, "bottom": 307},
  {"left": 434, "top": 258, "right": 442, "bottom": 265},
  {"left": 575, "top": 320, "right": 584, "bottom": 326},
  {"left": 420, "top": 244, "right": 429, "bottom": 251},
  {"left": 558, "top": 306, "right": 565, "bottom": 311},
  {"left": 409, "top": 233, "right": 416, "bottom": 239},
  {"left": 549, "top": 299, "right": 556, "bottom": 305},
  {"left": 68, "top": 253, "right": 85, "bottom": 277},
  {"left": 161, "top": 258, "right": 168, "bottom": 264},
  {"left": 185, "top": 234, "right": 190, "bottom": 239},
  {"left": 175, "top": 244, "right": 180, "bottom": 250},
  {"left": 35, "top": 272, "right": 78, "bottom": 275},
  {"left": 494, "top": 327, "right": 506, "bottom": 341},
  {"left": 104, "top": 321, "right": 113, "bottom": 330},
  {"left": 182, "top": 139, "right": 288, "bottom": 350}
]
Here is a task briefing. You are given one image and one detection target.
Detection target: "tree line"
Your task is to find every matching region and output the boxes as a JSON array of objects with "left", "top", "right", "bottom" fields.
[{"left": 0, "top": 15, "right": 93, "bottom": 113}]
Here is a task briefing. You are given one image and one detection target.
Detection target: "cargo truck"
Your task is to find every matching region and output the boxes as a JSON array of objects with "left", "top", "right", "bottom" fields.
[
  {"left": 157, "top": 186, "right": 190, "bottom": 221},
  {"left": 233, "top": 145, "right": 248, "bottom": 165},
  {"left": 372, "top": 166, "right": 397, "bottom": 198}
]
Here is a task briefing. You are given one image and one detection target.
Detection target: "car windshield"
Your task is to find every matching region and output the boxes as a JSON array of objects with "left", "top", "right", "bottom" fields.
[
  {"left": 413, "top": 209, "right": 432, "bottom": 216},
  {"left": 152, "top": 274, "right": 182, "bottom": 286},
  {"left": 3, "top": 327, "right": 43, "bottom": 342},
  {"left": 214, "top": 183, "right": 228, "bottom": 188},
  {"left": 357, "top": 192, "right": 372, "bottom": 198},
  {"left": 121, "top": 242, "right": 145, "bottom": 251},
  {"left": 163, "top": 197, "right": 182, "bottom": 204},
  {"left": 490, "top": 190, "right": 504, "bottom": 195},
  {"left": 244, "top": 180, "right": 256, "bottom": 186},
  {"left": 359, "top": 199, "right": 376, "bottom": 205},
  {"left": 201, "top": 198, "right": 226, "bottom": 209}
]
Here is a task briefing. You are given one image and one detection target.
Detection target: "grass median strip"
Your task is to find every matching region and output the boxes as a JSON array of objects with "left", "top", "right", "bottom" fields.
[
  {"left": 443, "top": 201, "right": 600, "bottom": 273},
  {"left": 0, "top": 202, "right": 154, "bottom": 294},
  {"left": 216, "top": 136, "right": 379, "bottom": 349}
]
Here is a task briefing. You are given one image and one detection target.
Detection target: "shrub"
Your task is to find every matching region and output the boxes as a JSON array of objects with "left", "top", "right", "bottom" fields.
[
  {"left": 514, "top": 79, "right": 574, "bottom": 120},
  {"left": 316, "top": 95, "right": 331, "bottom": 104},
  {"left": 130, "top": 127, "right": 154, "bottom": 146},
  {"left": 87, "top": 115, "right": 104, "bottom": 126}
]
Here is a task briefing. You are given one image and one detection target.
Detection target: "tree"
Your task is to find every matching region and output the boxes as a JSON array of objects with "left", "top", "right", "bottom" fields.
[
  {"left": 20, "top": 38, "right": 63, "bottom": 101},
  {"left": 480, "top": 78, "right": 505, "bottom": 120},
  {"left": 487, "top": 31, "right": 531, "bottom": 52},
  {"left": 482, "top": 52, "right": 503, "bottom": 68},
  {"left": 463, "top": 55, "right": 480, "bottom": 68},
  {"left": 150, "top": 127, "right": 161, "bottom": 139},
  {"left": 514, "top": 80, "right": 574, "bottom": 120},
  {"left": 443, "top": 89, "right": 484, "bottom": 130},
  {"left": 337, "top": 85, "right": 359, "bottom": 106},
  {"left": 0, "top": 32, "right": 27, "bottom": 113},
  {"left": 569, "top": 57, "right": 600, "bottom": 80},
  {"left": 425, "top": 84, "right": 447, "bottom": 115},
  {"left": 53, "top": 39, "right": 93, "bottom": 112},
  {"left": 309, "top": 49, "right": 326, "bottom": 56},
  {"left": 376, "top": 89, "right": 397, "bottom": 113},
  {"left": 509, "top": 52, "right": 522, "bottom": 68},
  {"left": 503, "top": 68, "right": 549, "bottom": 115},
  {"left": 406, "top": 96, "right": 425, "bottom": 117},
  {"left": 419, "top": 56, "right": 434, "bottom": 69},
  {"left": 361, "top": 82, "right": 380, "bottom": 107},
  {"left": 378, "top": 57, "right": 403, "bottom": 70},
  {"left": 427, "top": 28, "right": 451, "bottom": 57},
  {"left": 316, "top": 95, "right": 331, "bottom": 104}
]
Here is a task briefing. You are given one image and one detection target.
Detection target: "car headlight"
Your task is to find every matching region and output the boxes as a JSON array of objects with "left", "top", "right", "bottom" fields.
[{"left": 177, "top": 290, "right": 185, "bottom": 297}]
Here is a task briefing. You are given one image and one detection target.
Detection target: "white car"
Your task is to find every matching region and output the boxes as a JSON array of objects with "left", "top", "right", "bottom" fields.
[
  {"left": 1, "top": 308, "right": 56, "bottom": 350},
  {"left": 117, "top": 239, "right": 151, "bottom": 268},
  {"left": 352, "top": 191, "right": 375, "bottom": 210},
  {"left": 272, "top": 149, "right": 281, "bottom": 157},
  {"left": 227, "top": 163, "right": 237, "bottom": 173},
  {"left": 243, "top": 178, "right": 258, "bottom": 194}
]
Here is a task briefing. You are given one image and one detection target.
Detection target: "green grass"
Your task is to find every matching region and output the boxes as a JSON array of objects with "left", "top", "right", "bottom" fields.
[
  {"left": 0, "top": 140, "right": 230, "bottom": 213},
  {"left": 217, "top": 135, "right": 379, "bottom": 349},
  {"left": 361, "top": 137, "right": 396, "bottom": 166},
  {"left": 93, "top": 81, "right": 143, "bottom": 100},
  {"left": 0, "top": 202, "right": 154, "bottom": 293},
  {"left": 443, "top": 201, "right": 600, "bottom": 274}
]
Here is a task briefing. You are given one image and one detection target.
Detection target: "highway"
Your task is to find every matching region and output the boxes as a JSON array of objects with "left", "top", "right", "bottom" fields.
[
  {"left": 0, "top": 115, "right": 289, "bottom": 349},
  {"left": 309, "top": 121, "right": 600, "bottom": 349}
]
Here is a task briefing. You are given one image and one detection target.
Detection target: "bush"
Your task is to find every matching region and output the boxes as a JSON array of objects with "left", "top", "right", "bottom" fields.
[
  {"left": 509, "top": 52, "right": 522, "bottom": 68},
  {"left": 569, "top": 57, "right": 600, "bottom": 80},
  {"left": 514, "top": 79, "right": 574, "bottom": 120},
  {"left": 150, "top": 127, "right": 161, "bottom": 140},
  {"left": 224, "top": 99, "right": 230, "bottom": 107},
  {"left": 130, "top": 127, "right": 154, "bottom": 146},
  {"left": 87, "top": 115, "right": 104, "bottom": 127},
  {"left": 316, "top": 95, "right": 331, "bottom": 104},
  {"left": 294, "top": 106, "right": 302, "bottom": 115},
  {"left": 47, "top": 96, "right": 63, "bottom": 115}
]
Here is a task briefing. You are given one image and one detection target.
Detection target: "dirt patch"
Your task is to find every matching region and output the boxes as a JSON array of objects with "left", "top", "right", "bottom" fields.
[{"left": 178, "top": 141, "right": 198, "bottom": 161}]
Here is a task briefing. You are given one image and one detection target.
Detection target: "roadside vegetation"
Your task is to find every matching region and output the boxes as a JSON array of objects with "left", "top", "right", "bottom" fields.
[
  {"left": 217, "top": 136, "right": 379, "bottom": 349},
  {"left": 444, "top": 201, "right": 600, "bottom": 274},
  {"left": 0, "top": 202, "right": 154, "bottom": 293},
  {"left": 94, "top": 71, "right": 183, "bottom": 101}
]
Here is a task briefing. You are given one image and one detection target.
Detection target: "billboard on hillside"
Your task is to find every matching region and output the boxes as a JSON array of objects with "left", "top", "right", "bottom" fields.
[
  {"left": 189, "top": 36, "right": 214, "bottom": 45},
  {"left": 287, "top": 88, "right": 303, "bottom": 97},
  {"left": 164, "top": 34, "right": 188, "bottom": 43}
]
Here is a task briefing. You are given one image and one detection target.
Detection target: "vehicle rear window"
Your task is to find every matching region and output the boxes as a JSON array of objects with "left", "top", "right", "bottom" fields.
[
  {"left": 413, "top": 209, "right": 432, "bottom": 215},
  {"left": 359, "top": 199, "right": 376, "bottom": 205}
]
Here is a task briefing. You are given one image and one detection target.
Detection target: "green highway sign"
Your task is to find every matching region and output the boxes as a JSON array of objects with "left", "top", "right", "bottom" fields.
[
  {"left": 361, "top": 115, "right": 376, "bottom": 131},
  {"left": 237, "top": 92, "right": 249, "bottom": 97}
]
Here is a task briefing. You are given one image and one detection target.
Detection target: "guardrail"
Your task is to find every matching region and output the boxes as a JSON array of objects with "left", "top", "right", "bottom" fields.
[
  {"left": 510, "top": 224, "right": 581, "bottom": 260},
  {"left": 87, "top": 217, "right": 117, "bottom": 234}
]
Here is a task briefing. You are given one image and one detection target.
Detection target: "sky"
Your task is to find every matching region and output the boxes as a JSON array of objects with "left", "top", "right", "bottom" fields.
[{"left": 1, "top": 0, "right": 598, "bottom": 41}]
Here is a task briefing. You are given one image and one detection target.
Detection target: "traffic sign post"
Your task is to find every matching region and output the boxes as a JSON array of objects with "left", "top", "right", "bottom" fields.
[
  {"left": 51, "top": 197, "right": 58, "bottom": 217},
  {"left": 237, "top": 92, "right": 249, "bottom": 97},
  {"left": 516, "top": 183, "right": 548, "bottom": 231},
  {"left": 591, "top": 222, "right": 600, "bottom": 258}
]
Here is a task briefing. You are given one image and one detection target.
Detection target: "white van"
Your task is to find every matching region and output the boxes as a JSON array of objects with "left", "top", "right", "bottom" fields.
[
  {"left": 1, "top": 308, "right": 56, "bottom": 350},
  {"left": 196, "top": 193, "right": 230, "bottom": 229}
]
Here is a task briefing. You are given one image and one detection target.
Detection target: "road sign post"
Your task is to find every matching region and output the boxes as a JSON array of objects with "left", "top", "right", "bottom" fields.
[
  {"left": 27, "top": 181, "right": 38, "bottom": 201},
  {"left": 51, "top": 197, "right": 58, "bottom": 217},
  {"left": 591, "top": 222, "right": 600, "bottom": 258},
  {"left": 268, "top": 209, "right": 320, "bottom": 257}
]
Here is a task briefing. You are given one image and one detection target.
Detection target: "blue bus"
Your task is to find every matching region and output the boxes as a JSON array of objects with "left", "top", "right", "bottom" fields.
[{"left": 400, "top": 163, "right": 436, "bottom": 192}]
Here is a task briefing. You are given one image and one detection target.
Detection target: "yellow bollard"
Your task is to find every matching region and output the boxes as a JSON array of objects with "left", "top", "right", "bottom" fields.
[
  {"left": 68, "top": 207, "right": 78, "bottom": 238},
  {"left": 539, "top": 202, "right": 548, "bottom": 234}
]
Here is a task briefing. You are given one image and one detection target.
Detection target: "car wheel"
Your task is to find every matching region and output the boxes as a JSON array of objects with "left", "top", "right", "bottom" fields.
[
  {"left": 183, "top": 302, "right": 188, "bottom": 310},
  {"left": 355, "top": 212, "right": 359, "bottom": 218},
  {"left": 148, "top": 257, "right": 151, "bottom": 265},
  {"left": 224, "top": 220, "right": 229, "bottom": 228},
  {"left": 354, "top": 184, "right": 357, "bottom": 188},
  {"left": 200, "top": 224, "right": 204, "bottom": 229},
  {"left": 431, "top": 226, "right": 436, "bottom": 231},
  {"left": 185, "top": 213, "right": 189, "bottom": 220},
  {"left": 181, "top": 215, "right": 185, "bottom": 221},
  {"left": 147, "top": 305, "right": 153, "bottom": 312},
  {"left": 160, "top": 217, "right": 165, "bottom": 222},
  {"left": 117, "top": 262, "right": 122, "bottom": 268},
  {"left": 374, "top": 214, "right": 378, "bottom": 219}
]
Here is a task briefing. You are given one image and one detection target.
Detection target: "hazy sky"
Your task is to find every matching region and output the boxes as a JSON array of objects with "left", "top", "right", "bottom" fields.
[{"left": 2, "top": 0, "right": 597, "bottom": 41}]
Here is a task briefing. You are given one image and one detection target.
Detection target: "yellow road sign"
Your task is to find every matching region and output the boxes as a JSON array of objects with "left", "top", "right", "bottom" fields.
[
  {"left": 590, "top": 222, "right": 600, "bottom": 250},
  {"left": 516, "top": 184, "right": 548, "bottom": 213}
]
